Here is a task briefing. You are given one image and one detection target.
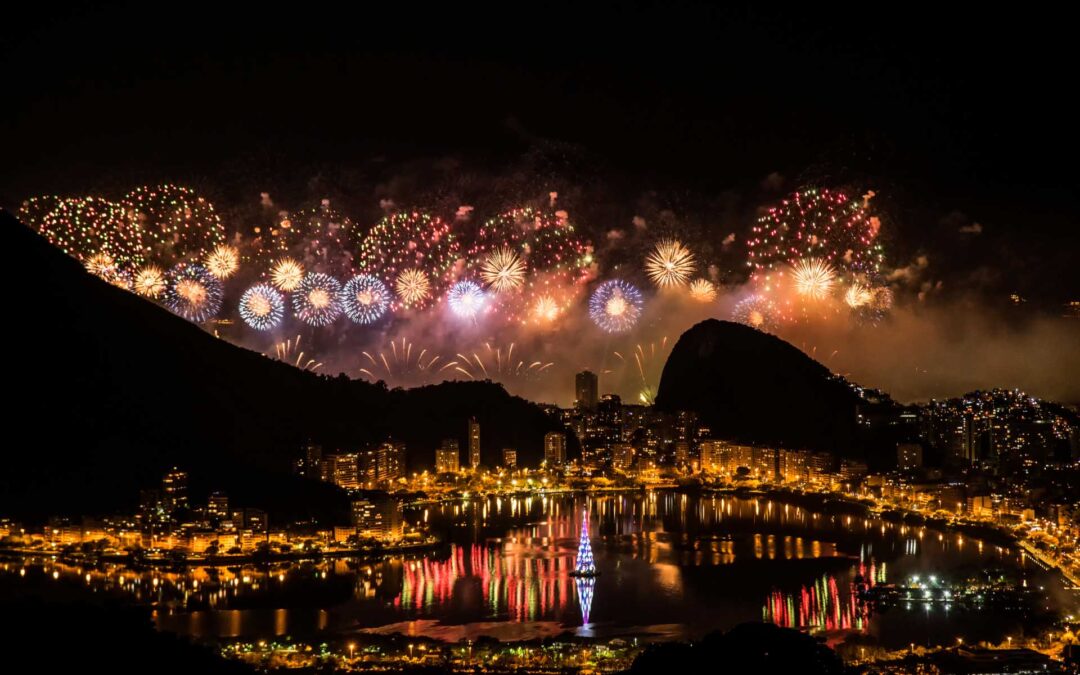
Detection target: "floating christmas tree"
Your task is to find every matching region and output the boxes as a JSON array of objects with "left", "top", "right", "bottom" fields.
[{"left": 570, "top": 508, "right": 598, "bottom": 576}]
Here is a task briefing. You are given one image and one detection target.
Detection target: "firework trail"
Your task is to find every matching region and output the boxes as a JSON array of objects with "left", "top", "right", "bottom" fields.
[
  {"left": 268, "top": 334, "right": 322, "bottom": 371},
  {"left": 357, "top": 337, "right": 456, "bottom": 384}
]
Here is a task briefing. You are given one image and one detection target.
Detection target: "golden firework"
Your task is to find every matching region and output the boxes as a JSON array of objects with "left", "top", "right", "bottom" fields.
[
  {"left": 134, "top": 266, "right": 166, "bottom": 298},
  {"left": 204, "top": 244, "right": 239, "bottom": 279},
  {"left": 606, "top": 294, "right": 629, "bottom": 317},
  {"left": 532, "top": 294, "right": 560, "bottom": 323},
  {"left": 175, "top": 278, "right": 208, "bottom": 306},
  {"left": 84, "top": 251, "right": 118, "bottom": 279},
  {"left": 395, "top": 268, "right": 431, "bottom": 307},
  {"left": 479, "top": 246, "right": 526, "bottom": 292},
  {"left": 307, "top": 287, "right": 331, "bottom": 309},
  {"left": 270, "top": 258, "right": 304, "bottom": 291},
  {"left": 791, "top": 258, "right": 836, "bottom": 300},
  {"left": 688, "top": 278, "right": 717, "bottom": 302},
  {"left": 844, "top": 282, "right": 873, "bottom": 308},
  {"left": 645, "top": 239, "right": 695, "bottom": 287}
]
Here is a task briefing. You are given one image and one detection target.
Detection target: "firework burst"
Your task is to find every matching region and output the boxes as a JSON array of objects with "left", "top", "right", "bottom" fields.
[
  {"left": 747, "top": 187, "right": 883, "bottom": 280},
  {"left": 239, "top": 283, "right": 285, "bottom": 331},
  {"left": 340, "top": 274, "right": 391, "bottom": 325},
  {"left": 531, "top": 294, "right": 561, "bottom": 324},
  {"left": 732, "top": 294, "right": 780, "bottom": 333},
  {"left": 291, "top": 272, "right": 342, "bottom": 326},
  {"left": 17, "top": 195, "right": 64, "bottom": 230},
  {"left": 589, "top": 279, "right": 644, "bottom": 333},
  {"left": 791, "top": 258, "right": 836, "bottom": 300},
  {"left": 260, "top": 199, "right": 357, "bottom": 274},
  {"left": 471, "top": 208, "right": 593, "bottom": 284},
  {"left": 165, "top": 264, "right": 223, "bottom": 322},
  {"left": 394, "top": 268, "right": 432, "bottom": 309},
  {"left": 270, "top": 258, "right": 305, "bottom": 292},
  {"left": 844, "top": 282, "right": 873, "bottom": 308},
  {"left": 479, "top": 246, "right": 527, "bottom": 292},
  {"left": 133, "top": 266, "right": 167, "bottom": 298},
  {"left": 36, "top": 196, "right": 145, "bottom": 267},
  {"left": 120, "top": 184, "right": 224, "bottom": 262},
  {"left": 447, "top": 280, "right": 486, "bottom": 319},
  {"left": 84, "top": 251, "right": 120, "bottom": 281},
  {"left": 645, "top": 239, "right": 695, "bottom": 287},
  {"left": 204, "top": 244, "right": 240, "bottom": 279},
  {"left": 523, "top": 211, "right": 593, "bottom": 282},
  {"left": 849, "top": 285, "right": 894, "bottom": 326},
  {"left": 688, "top": 278, "right": 717, "bottom": 302},
  {"left": 357, "top": 211, "right": 459, "bottom": 297}
]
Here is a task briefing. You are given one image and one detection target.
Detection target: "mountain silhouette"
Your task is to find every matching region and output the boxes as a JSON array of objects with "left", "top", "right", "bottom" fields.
[
  {"left": 654, "top": 319, "right": 867, "bottom": 454},
  {"left": 1, "top": 212, "right": 561, "bottom": 521}
]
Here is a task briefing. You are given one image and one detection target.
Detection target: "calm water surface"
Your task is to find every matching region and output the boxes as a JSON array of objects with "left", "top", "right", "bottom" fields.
[{"left": 7, "top": 492, "right": 1076, "bottom": 650}]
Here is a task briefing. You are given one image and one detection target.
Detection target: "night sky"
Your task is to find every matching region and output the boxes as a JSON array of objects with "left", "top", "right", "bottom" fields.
[{"left": 2, "top": 3, "right": 1077, "bottom": 304}]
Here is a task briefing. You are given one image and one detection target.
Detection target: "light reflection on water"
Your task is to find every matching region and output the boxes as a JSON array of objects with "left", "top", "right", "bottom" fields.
[{"left": 2, "top": 492, "right": 1067, "bottom": 648}]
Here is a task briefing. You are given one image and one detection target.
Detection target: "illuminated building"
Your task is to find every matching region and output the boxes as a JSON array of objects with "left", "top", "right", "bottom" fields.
[
  {"left": 838, "top": 459, "right": 868, "bottom": 482},
  {"left": 675, "top": 410, "right": 698, "bottom": 442},
  {"left": 377, "top": 441, "right": 406, "bottom": 484},
  {"left": 357, "top": 448, "right": 379, "bottom": 488},
  {"left": 575, "top": 370, "right": 599, "bottom": 410},
  {"left": 207, "top": 491, "right": 229, "bottom": 520},
  {"left": 297, "top": 440, "right": 322, "bottom": 477},
  {"left": 612, "top": 443, "right": 635, "bottom": 472},
  {"left": 922, "top": 389, "right": 1073, "bottom": 470},
  {"left": 351, "top": 497, "right": 404, "bottom": 540},
  {"left": 544, "top": 432, "right": 566, "bottom": 466},
  {"left": 468, "top": 417, "right": 481, "bottom": 470},
  {"left": 897, "top": 443, "right": 923, "bottom": 470},
  {"left": 730, "top": 444, "right": 755, "bottom": 473},
  {"left": 436, "top": 440, "right": 460, "bottom": 474},
  {"left": 699, "top": 440, "right": 727, "bottom": 473},
  {"left": 502, "top": 448, "right": 517, "bottom": 469},
  {"left": 162, "top": 468, "right": 189, "bottom": 513},
  {"left": 232, "top": 508, "right": 267, "bottom": 532},
  {"left": 779, "top": 449, "right": 813, "bottom": 482},
  {"left": 326, "top": 453, "right": 360, "bottom": 489},
  {"left": 138, "top": 488, "right": 163, "bottom": 524},
  {"left": 751, "top": 446, "right": 779, "bottom": 480},
  {"left": 806, "top": 452, "right": 833, "bottom": 482},
  {"left": 674, "top": 440, "right": 691, "bottom": 466}
]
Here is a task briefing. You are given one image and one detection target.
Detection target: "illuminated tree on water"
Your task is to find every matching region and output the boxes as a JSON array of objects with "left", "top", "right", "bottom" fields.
[{"left": 574, "top": 509, "right": 596, "bottom": 575}]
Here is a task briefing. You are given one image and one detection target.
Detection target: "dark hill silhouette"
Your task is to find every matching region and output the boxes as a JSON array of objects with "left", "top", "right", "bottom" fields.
[
  {"left": 654, "top": 319, "right": 865, "bottom": 455},
  {"left": 2, "top": 212, "right": 561, "bottom": 521}
]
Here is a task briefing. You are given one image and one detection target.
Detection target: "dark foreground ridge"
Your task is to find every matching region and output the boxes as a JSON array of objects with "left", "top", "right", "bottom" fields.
[
  {"left": 2, "top": 212, "right": 561, "bottom": 521},
  {"left": 654, "top": 318, "right": 869, "bottom": 455}
]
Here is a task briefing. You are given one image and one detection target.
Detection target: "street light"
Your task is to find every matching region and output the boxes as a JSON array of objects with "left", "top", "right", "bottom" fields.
[{"left": 348, "top": 642, "right": 355, "bottom": 660}]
